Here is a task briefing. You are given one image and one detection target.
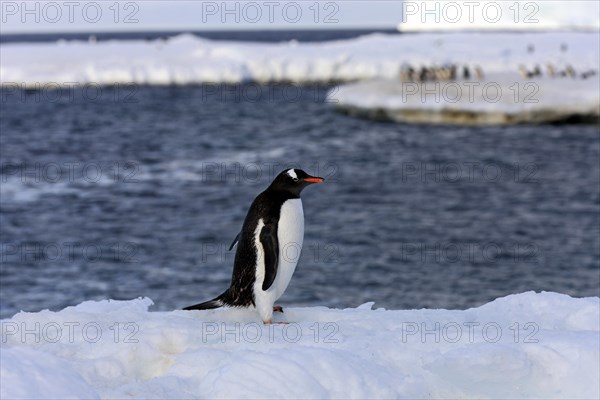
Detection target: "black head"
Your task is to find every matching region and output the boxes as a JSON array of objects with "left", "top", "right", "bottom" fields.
[{"left": 267, "top": 168, "right": 324, "bottom": 197}]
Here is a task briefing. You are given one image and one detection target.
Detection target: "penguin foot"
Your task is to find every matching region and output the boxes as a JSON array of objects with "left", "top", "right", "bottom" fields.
[{"left": 273, "top": 305, "right": 284, "bottom": 313}]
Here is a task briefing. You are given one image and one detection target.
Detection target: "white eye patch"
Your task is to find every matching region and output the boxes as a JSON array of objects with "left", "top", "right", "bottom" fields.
[{"left": 286, "top": 169, "right": 297, "bottom": 180}]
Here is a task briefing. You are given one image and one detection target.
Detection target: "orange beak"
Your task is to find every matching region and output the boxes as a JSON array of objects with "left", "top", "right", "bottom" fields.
[{"left": 303, "top": 176, "right": 325, "bottom": 183}]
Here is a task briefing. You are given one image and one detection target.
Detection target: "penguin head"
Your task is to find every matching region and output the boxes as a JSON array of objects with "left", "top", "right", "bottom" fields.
[{"left": 268, "top": 168, "right": 324, "bottom": 196}]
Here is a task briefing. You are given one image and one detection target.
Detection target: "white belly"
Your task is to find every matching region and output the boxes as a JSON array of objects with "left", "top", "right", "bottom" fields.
[
  {"left": 253, "top": 198, "right": 304, "bottom": 321},
  {"left": 273, "top": 198, "right": 304, "bottom": 299}
]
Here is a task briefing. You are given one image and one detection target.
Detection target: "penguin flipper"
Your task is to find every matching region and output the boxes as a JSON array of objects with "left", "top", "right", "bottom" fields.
[
  {"left": 228, "top": 232, "right": 241, "bottom": 251},
  {"left": 259, "top": 222, "right": 279, "bottom": 291}
]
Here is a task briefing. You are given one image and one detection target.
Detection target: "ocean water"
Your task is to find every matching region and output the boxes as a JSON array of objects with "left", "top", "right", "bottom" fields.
[
  {"left": 0, "top": 28, "right": 399, "bottom": 44},
  {"left": 1, "top": 31, "right": 599, "bottom": 319},
  {"left": 1, "top": 83, "right": 598, "bottom": 319}
]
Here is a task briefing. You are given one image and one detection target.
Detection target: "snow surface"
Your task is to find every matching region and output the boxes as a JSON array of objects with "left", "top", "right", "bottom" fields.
[
  {"left": 330, "top": 75, "right": 600, "bottom": 125},
  {"left": 2, "top": 291, "right": 599, "bottom": 399},
  {"left": 398, "top": 1, "right": 600, "bottom": 32},
  {"left": 2, "top": 31, "right": 597, "bottom": 124},
  {"left": 1, "top": 32, "right": 598, "bottom": 86}
]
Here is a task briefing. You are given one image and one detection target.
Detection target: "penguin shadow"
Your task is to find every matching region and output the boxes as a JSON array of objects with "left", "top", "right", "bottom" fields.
[{"left": 271, "top": 305, "right": 288, "bottom": 324}]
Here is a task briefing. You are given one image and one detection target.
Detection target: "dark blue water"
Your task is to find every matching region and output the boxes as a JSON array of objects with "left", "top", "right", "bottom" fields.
[
  {"left": 0, "top": 29, "right": 399, "bottom": 44},
  {"left": 1, "top": 82, "right": 599, "bottom": 319}
]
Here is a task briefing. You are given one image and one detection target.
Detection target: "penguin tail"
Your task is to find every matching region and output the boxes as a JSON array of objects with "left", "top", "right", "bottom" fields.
[
  {"left": 183, "top": 299, "right": 222, "bottom": 310},
  {"left": 183, "top": 292, "right": 227, "bottom": 311}
]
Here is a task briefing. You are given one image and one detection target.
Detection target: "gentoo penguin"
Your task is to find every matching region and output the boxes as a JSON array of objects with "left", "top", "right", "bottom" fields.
[
  {"left": 564, "top": 64, "right": 576, "bottom": 78},
  {"left": 399, "top": 64, "right": 411, "bottom": 81},
  {"left": 518, "top": 65, "right": 524, "bottom": 79},
  {"left": 449, "top": 64, "right": 457, "bottom": 80},
  {"left": 462, "top": 65, "right": 470, "bottom": 80},
  {"left": 184, "top": 168, "right": 324, "bottom": 324},
  {"left": 474, "top": 65, "right": 484, "bottom": 80},
  {"left": 527, "top": 44, "right": 535, "bottom": 54},
  {"left": 518, "top": 65, "right": 539, "bottom": 79}
]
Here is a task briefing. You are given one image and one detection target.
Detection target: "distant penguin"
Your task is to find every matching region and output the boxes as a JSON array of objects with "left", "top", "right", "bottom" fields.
[
  {"left": 546, "top": 63, "right": 556, "bottom": 78},
  {"left": 450, "top": 65, "right": 457, "bottom": 80},
  {"left": 565, "top": 64, "right": 576, "bottom": 78},
  {"left": 518, "top": 65, "right": 538, "bottom": 79},
  {"left": 419, "top": 66, "right": 427, "bottom": 82},
  {"left": 184, "top": 169, "right": 324, "bottom": 324},
  {"left": 407, "top": 66, "right": 416, "bottom": 81},
  {"left": 463, "top": 65, "right": 471, "bottom": 80},
  {"left": 581, "top": 69, "right": 597, "bottom": 79},
  {"left": 518, "top": 65, "right": 527, "bottom": 79},
  {"left": 437, "top": 66, "right": 447, "bottom": 81},
  {"left": 399, "top": 67, "right": 408, "bottom": 81},
  {"left": 474, "top": 65, "right": 484, "bottom": 80},
  {"left": 399, "top": 64, "right": 413, "bottom": 81}
]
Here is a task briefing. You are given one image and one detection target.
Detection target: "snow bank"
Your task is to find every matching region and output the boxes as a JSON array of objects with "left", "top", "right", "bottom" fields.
[
  {"left": 0, "top": 32, "right": 598, "bottom": 86},
  {"left": 2, "top": 292, "right": 599, "bottom": 399},
  {"left": 3, "top": 31, "right": 598, "bottom": 124},
  {"left": 398, "top": 1, "right": 600, "bottom": 32},
  {"left": 330, "top": 75, "right": 600, "bottom": 125}
]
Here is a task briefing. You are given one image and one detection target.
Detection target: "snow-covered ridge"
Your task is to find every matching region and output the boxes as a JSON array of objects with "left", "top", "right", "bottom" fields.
[
  {"left": 2, "top": 291, "right": 598, "bottom": 399},
  {"left": 330, "top": 75, "right": 600, "bottom": 125},
  {"left": 0, "top": 32, "right": 598, "bottom": 86}
]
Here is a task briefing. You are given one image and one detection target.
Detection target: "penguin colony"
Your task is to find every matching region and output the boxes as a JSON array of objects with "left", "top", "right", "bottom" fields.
[
  {"left": 399, "top": 64, "right": 484, "bottom": 82},
  {"left": 518, "top": 42, "right": 597, "bottom": 79},
  {"left": 184, "top": 169, "right": 324, "bottom": 324},
  {"left": 517, "top": 63, "right": 596, "bottom": 79},
  {"left": 399, "top": 43, "right": 597, "bottom": 82}
]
